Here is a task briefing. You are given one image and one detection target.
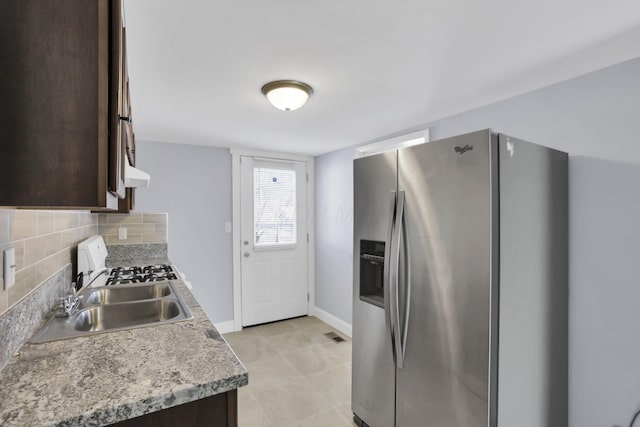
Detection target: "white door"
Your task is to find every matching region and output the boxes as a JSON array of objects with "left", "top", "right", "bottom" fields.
[{"left": 240, "top": 156, "right": 308, "bottom": 326}]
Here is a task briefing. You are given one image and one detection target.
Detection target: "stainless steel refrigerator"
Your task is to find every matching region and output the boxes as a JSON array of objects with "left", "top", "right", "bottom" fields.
[{"left": 352, "top": 129, "right": 568, "bottom": 427}]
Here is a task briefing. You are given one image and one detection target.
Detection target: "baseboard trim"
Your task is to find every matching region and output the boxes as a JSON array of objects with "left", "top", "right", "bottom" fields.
[
  {"left": 214, "top": 320, "right": 235, "bottom": 334},
  {"left": 311, "top": 306, "right": 352, "bottom": 338},
  {"left": 217, "top": 309, "right": 352, "bottom": 336}
]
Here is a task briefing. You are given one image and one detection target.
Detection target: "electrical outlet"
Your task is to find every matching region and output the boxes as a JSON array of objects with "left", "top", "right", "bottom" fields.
[
  {"left": 118, "top": 227, "right": 127, "bottom": 240},
  {"left": 224, "top": 222, "right": 232, "bottom": 233},
  {"left": 4, "top": 248, "right": 16, "bottom": 289}
]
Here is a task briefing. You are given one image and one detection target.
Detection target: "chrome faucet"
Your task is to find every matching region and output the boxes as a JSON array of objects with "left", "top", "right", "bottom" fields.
[{"left": 55, "top": 294, "right": 80, "bottom": 318}]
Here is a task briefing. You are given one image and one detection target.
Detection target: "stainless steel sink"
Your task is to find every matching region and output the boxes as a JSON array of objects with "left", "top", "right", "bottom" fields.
[
  {"left": 84, "top": 283, "right": 172, "bottom": 305},
  {"left": 74, "top": 299, "right": 182, "bottom": 332},
  {"left": 31, "top": 282, "right": 192, "bottom": 343}
]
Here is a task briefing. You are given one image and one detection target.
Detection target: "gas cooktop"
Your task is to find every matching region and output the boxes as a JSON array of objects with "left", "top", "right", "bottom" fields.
[
  {"left": 77, "top": 236, "right": 179, "bottom": 289},
  {"left": 105, "top": 264, "right": 178, "bottom": 285}
]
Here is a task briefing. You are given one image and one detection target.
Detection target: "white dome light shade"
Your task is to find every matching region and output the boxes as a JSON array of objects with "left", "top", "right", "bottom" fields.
[
  {"left": 261, "top": 80, "right": 313, "bottom": 111},
  {"left": 265, "top": 87, "right": 308, "bottom": 111}
]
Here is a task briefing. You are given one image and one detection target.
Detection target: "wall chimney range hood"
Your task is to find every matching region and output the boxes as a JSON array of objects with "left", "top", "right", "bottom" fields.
[{"left": 124, "top": 157, "right": 150, "bottom": 188}]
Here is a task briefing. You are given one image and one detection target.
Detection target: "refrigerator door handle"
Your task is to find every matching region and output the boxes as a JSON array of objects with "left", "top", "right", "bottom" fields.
[
  {"left": 384, "top": 191, "right": 398, "bottom": 365},
  {"left": 393, "top": 191, "right": 406, "bottom": 369},
  {"left": 399, "top": 191, "right": 411, "bottom": 369}
]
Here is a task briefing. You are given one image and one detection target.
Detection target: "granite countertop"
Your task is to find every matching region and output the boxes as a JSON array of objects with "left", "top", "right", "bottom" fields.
[{"left": 0, "top": 258, "right": 248, "bottom": 427}]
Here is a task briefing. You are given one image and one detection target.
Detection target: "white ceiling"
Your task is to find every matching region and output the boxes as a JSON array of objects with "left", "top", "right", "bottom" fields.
[{"left": 124, "top": 0, "right": 640, "bottom": 156}]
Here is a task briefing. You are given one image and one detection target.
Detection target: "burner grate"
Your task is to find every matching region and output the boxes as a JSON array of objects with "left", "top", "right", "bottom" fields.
[{"left": 106, "top": 264, "right": 176, "bottom": 285}]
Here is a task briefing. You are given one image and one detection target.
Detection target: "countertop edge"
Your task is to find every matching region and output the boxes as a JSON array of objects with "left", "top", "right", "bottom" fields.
[{"left": 57, "top": 373, "right": 249, "bottom": 426}]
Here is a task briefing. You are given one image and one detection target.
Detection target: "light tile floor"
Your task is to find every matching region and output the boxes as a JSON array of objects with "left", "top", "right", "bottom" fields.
[{"left": 224, "top": 316, "right": 357, "bottom": 427}]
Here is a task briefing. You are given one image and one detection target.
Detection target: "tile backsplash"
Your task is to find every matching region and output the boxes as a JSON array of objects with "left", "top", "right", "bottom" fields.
[
  {"left": 0, "top": 210, "right": 97, "bottom": 316},
  {"left": 0, "top": 210, "right": 169, "bottom": 369},
  {"left": 98, "top": 213, "right": 168, "bottom": 245}
]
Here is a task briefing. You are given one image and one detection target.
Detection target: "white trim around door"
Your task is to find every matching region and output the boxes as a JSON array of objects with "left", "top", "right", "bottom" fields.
[{"left": 230, "top": 148, "right": 315, "bottom": 332}]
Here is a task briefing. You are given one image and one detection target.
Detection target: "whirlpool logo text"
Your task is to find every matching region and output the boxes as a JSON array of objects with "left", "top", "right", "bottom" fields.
[{"left": 454, "top": 144, "right": 473, "bottom": 154}]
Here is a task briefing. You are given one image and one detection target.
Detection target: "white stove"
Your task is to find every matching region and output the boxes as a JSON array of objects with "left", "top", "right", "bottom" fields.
[{"left": 76, "top": 236, "right": 176, "bottom": 289}]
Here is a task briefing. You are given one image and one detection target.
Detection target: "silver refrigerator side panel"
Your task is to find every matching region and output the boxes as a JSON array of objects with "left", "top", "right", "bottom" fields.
[
  {"left": 352, "top": 151, "right": 397, "bottom": 427},
  {"left": 496, "top": 134, "right": 569, "bottom": 427},
  {"left": 396, "top": 129, "right": 494, "bottom": 427}
]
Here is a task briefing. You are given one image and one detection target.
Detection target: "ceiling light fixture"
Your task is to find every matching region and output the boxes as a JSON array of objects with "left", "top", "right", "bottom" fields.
[{"left": 261, "top": 80, "right": 313, "bottom": 111}]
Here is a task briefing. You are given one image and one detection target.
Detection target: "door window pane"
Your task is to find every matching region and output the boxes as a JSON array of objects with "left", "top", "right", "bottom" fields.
[{"left": 254, "top": 167, "right": 296, "bottom": 246}]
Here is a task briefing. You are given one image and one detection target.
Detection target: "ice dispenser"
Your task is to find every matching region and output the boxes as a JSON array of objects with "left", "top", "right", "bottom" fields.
[{"left": 359, "top": 240, "right": 385, "bottom": 308}]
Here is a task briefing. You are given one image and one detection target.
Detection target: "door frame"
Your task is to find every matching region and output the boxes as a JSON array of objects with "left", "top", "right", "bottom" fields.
[{"left": 230, "top": 148, "right": 315, "bottom": 332}]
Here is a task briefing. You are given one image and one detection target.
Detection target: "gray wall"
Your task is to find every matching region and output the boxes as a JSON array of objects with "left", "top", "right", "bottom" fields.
[
  {"left": 315, "top": 147, "right": 356, "bottom": 322},
  {"left": 133, "top": 141, "right": 233, "bottom": 323},
  {"left": 313, "top": 56, "right": 640, "bottom": 427}
]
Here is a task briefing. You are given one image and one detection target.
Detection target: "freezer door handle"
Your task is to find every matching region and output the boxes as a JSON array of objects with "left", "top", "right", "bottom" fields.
[
  {"left": 393, "top": 191, "right": 406, "bottom": 370},
  {"left": 384, "top": 191, "right": 398, "bottom": 366}
]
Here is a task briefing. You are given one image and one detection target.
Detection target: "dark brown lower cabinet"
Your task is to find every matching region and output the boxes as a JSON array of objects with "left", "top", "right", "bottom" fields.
[{"left": 111, "top": 390, "right": 237, "bottom": 427}]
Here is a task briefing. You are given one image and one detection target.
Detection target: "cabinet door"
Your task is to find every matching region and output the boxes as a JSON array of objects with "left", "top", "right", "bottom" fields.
[
  {"left": 121, "top": 27, "right": 130, "bottom": 122},
  {"left": 0, "top": 0, "right": 117, "bottom": 209},
  {"left": 125, "top": 79, "right": 136, "bottom": 167},
  {"left": 108, "top": 0, "right": 126, "bottom": 198},
  {"left": 118, "top": 188, "right": 135, "bottom": 213},
  {"left": 117, "top": 120, "right": 136, "bottom": 213},
  {"left": 111, "top": 389, "right": 237, "bottom": 427},
  {"left": 116, "top": 23, "right": 136, "bottom": 214}
]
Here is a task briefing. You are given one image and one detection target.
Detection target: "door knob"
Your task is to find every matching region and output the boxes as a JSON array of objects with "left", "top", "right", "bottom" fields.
[
  {"left": 243, "top": 240, "right": 249, "bottom": 246},
  {"left": 244, "top": 252, "right": 250, "bottom": 258}
]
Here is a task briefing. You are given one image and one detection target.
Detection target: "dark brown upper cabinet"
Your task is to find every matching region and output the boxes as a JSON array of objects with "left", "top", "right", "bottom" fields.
[
  {"left": 110, "top": 0, "right": 127, "bottom": 201},
  {"left": 0, "top": 0, "right": 131, "bottom": 209},
  {"left": 117, "top": 27, "right": 136, "bottom": 214}
]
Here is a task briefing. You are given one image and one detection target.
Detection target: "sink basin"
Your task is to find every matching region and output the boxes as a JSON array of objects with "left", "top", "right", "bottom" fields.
[
  {"left": 84, "top": 283, "right": 172, "bottom": 305},
  {"left": 74, "top": 299, "right": 181, "bottom": 332},
  {"left": 30, "top": 282, "right": 192, "bottom": 343}
]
